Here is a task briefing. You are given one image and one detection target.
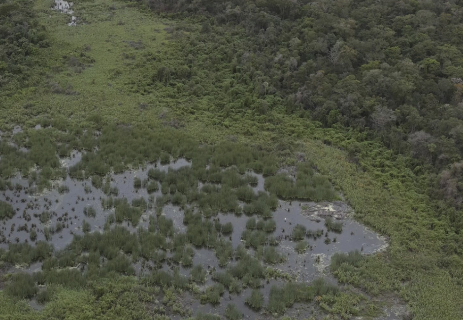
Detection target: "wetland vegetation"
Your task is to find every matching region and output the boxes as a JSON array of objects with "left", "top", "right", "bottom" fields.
[{"left": 1, "top": 0, "right": 463, "bottom": 319}]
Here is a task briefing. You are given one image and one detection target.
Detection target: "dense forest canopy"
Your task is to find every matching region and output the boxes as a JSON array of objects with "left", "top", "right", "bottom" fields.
[
  {"left": 125, "top": 0, "right": 463, "bottom": 211},
  {"left": 0, "top": 0, "right": 48, "bottom": 93}
]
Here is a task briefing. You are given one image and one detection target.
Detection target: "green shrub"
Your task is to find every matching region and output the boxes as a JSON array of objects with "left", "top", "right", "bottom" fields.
[
  {"left": 306, "top": 229, "right": 324, "bottom": 239},
  {"left": 200, "top": 284, "right": 225, "bottom": 305},
  {"left": 221, "top": 222, "right": 233, "bottom": 235},
  {"left": 36, "top": 289, "right": 52, "bottom": 304},
  {"left": 160, "top": 152, "right": 170, "bottom": 165},
  {"left": 133, "top": 177, "right": 142, "bottom": 189},
  {"left": 30, "top": 228, "right": 37, "bottom": 241},
  {"left": 58, "top": 184, "right": 69, "bottom": 194},
  {"left": 82, "top": 220, "right": 91, "bottom": 233},
  {"left": 262, "top": 246, "right": 284, "bottom": 264},
  {"left": 40, "top": 211, "right": 52, "bottom": 223},
  {"left": 115, "top": 199, "right": 142, "bottom": 226},
  {"left": 310, "top": 278, "right": 339, "bottom": 296},
  {"left": 147, "top": 181, "right": 159, "bottom": 193},
  {"left": 83, "top": 206, "right": 96, "bottom": 217},
  {"left": 191, "top": 265, "right": 207, "bottom": 284},
  {"left": 103, "top": 254, "right": 135, "bottom": 275},
  {"left": 44, "top": 269, "right": 86, "bottom": 288},
  {"left": 245, "top": 289, "right": 264, "bottom": 311},
  {"left": 5, "top": 273, "right": 38, "bottom": 299},
  {"left": 0, "top": 200, "right": 15, "bottom": 219},
  {"left": 194, "top": 312, "right": 221, "bottom": 320},
  {"left": 246, "top": 218, "right": 256, "bottom": 230},
  {"left": 225, "top": 303, "right": 242, "bottom": 320},
  {"left": 325, "top": 217, "right": 343, "bottom": 233},
  {"left": 330, "top": 251, "right": 364, "bottom": 272},
  {"left": 292, "top": 224, "right": 307, "bottom": 241},
  {"left": 267, "top": 282, "right": 313, "bottom": 314},
  {"left": 263, "top": 219, "right": 276, "bottom": 233},
  {"left": 295, "top": 241, "right": 309, "bottom": 254},
  {"left": 229, "top": 254, "right": 264, "bottom": 281}
]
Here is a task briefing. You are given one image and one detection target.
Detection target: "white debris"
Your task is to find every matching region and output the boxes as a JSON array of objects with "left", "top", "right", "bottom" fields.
[{"left": 53, "top": 1, "right": 77, "bottom": 26}]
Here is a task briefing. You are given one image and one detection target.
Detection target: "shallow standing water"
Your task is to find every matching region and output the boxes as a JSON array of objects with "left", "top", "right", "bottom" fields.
[{"left": 0, "top": 124, "right": 388, "bottom": 318}]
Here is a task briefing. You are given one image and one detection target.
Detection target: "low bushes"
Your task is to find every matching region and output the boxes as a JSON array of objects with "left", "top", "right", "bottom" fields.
[
  {"left": 0, "top": 201, "right": 15, "bottom": 219},
  {"left": 325, "top": 217, "right": 343, "bottom": 233},
  {"left": 330, "top": 251, "right": 364, "bottom": 272},
  {"left": 4, "top": 273, "right": 38, "bottom": 299},
  {"left": 245, "top": 289, "right": 264, "bottom": 311}
]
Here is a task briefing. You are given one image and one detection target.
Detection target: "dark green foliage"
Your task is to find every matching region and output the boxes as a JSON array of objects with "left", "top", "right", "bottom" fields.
[
  {"left": 103, "top": 254, "right": 135, "bottom": 276},
  {"left": 82, "top": 220, "right": 91, "bottom": 233},
  {"left": 225, "top": 304, "right": 242, "bottom": 320},
  {"left": 263, "top": 219, "right": 276, "bottom": 233},
  {"left": 306, "top": 229, "right": 324, "bottom": 239},
  {"left": 291, "top": 224, "right": 307, "bottom": 241},
  {"left": 241, "top": 229, "right": 267, "bottom": 249},
  {"left": 295, "top": 241, "right": 309, "bottom": 254},
  {"left": 200, "top": 284, "right": 225, "bottom": 305},
  {"left": 325, "top": 217, "right": 343, "bottom": 233},
  {"left": 148, "top": 168, "right": 164, "bottom": 180},
  {"left": 0, "top": 200, "right": 15, "bottom": 219},
  {"left": 310, "top": 278, "right": 339, "bottom": 297},
  {"left": 0, "top": 0, "right": 48, "bottom": 93},
  {"left": 4, "top": 241, "right": 52, "bottom": 265},
  {"left": 265, "top": 163, "right": 337, "bottom": 201},
  {"left": 132, "top": 197, "right": 147, "bottom": 209},
  {"left": 221, "top": 222, "right": 233, "bottom": 235},
  {"left": 215, "top": 239, "right": 234, "bottom": 267},
  {"left": 54, "top": 222, "right": 63, "bottom": 233},
  {"left": 5, "top": 273, "right": 38, "bottom": 299},
  {"left": 212, "top": 272, "right": 241, "bottom": 293},
  {"left": 30, "top": 228, "right": 37, "bottom": 241},
  {"left": 194, "top": 313, "right": 221, "bottom": 320},
  {"left": 115, "top": 199, "right": 142, "bottom": 226},
  {"left": 262, "top": 246, "right": 284, "bottom": 264},
  {"left": 190, "top": 265, "right": 206, "bottom": 284},
  {"left": 43, "top": 269, "right": 86, "bottom": 288},
  {"left": 331, "top": 251, "right": 365, "bottom": 272},
  {"left": 246, "top": 217, "right": 256, "bottom": 230},
  {"left": 36, "top": 289, "right": 52, "bottom": 304},
  {"left": 133, "top": 177, "right": 142, "bottom": 189},
  {"left": 146, "top": 181, "right": 159, "bottom": 193},
  {"left": 267, "top": 282, "right": 310, "bottom": 314},
  {"left": 91, "top": 175, "right": 103, "bottom": 189},
  {"left": 229, "top": 254, "right": 264, "bottom": 283},
  {"left": 58, "top": 184, "right": 69, "bottom": 194},
  {"left": 83, "top": 206, "right": 97, "bottom": 217},
  {"left": 245, "top": 289, "right": 264, "bottom": 311}
]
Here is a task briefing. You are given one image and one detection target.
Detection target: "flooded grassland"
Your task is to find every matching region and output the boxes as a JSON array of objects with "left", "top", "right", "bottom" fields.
[{"left": 0, "top": 125, "right": 389, "bottom": 319}]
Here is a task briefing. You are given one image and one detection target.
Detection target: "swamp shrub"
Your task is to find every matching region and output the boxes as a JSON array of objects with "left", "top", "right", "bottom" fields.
[
  {"left": 225, "top": 304, "right": 242, "bottom": 320},
  {"left": 330, "top": 251, "right": 364, "bottom": 272},
  {"left": 267, "top": 282, "right": 312, "bottom": 314},
  {"left": 0, "top": 201, "right": 15, "bottom": 219},
  {"left": 262, "top": 246, "right": 284, "bottom": 264},
  {"left": 115, "top": 199, "right": 142, "bottom": 226},
  {"left": 245, "top": 289, "right": 264, "bottom": 311},
  {"left": 291, "top": 224, "right": 307, "bottom": 241},
  {"left": 325, "top": 217, "right": 343, "bottom": 233},
  {"left": 295, "top": 241, "right": 309, "bottom": 254},
  {"left": 83, "top": 206, "right": 96, "bottom": 217},
  {"left": 5, "top": 273, "right": 38, "bottom": 299},
  {"left": 200, "top": 284, "right": 225, "bottom": 305},
  {"left": 191, "top": 265, "right": 207, "bottom": 284},
  {"left": 82, "top": 220, "right": 91, "bottom": 233}
]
